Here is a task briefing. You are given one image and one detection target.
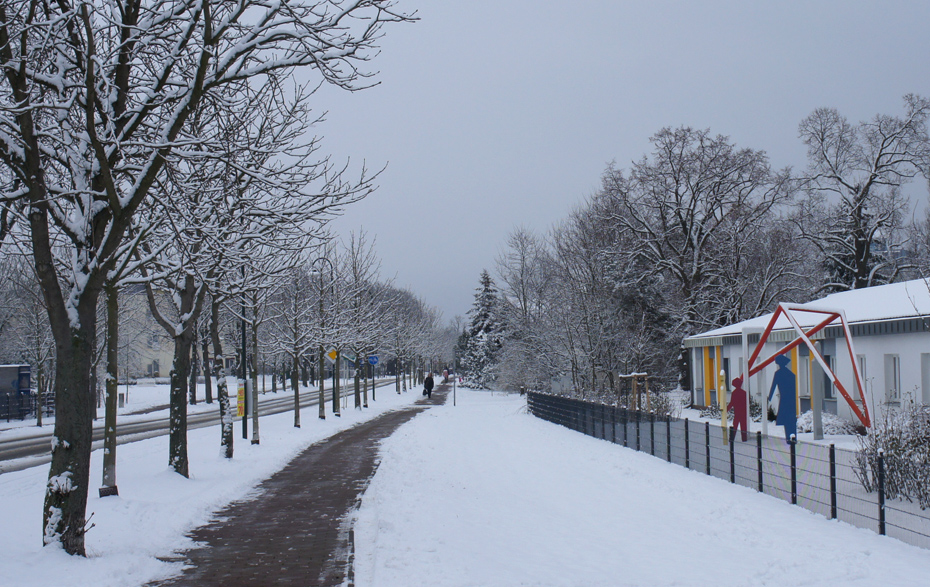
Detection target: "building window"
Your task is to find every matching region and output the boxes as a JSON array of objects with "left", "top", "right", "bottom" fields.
[
  {"left": 822, "top": 355, "right": 835, "bottom": 399},
  {"left": 693, "top": 348, "right": 704, "bottom": 393},
  {"left": 856, "top": 355, "right": 867, "bottom": 401},
  {"left": 884, "top": 354, "right": 901, "bottom": 403},
  {"left": 921, "top": 354, "right": 930, "bottom": 405}
]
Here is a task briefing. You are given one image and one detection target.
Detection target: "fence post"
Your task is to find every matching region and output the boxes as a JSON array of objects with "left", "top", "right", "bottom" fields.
[
  {"left": 829, "top": 444, "right": 837, "bottom": 520},
  {"left": 611, "top": 405, "right": 616, "bottom": 443},
  {"left": 790, "top": 435, "right": 797, "bottom": 505},
  {"left": 878, "top": 448, "right": 886, "bottom": 536},
  {"left": 756, "top": 431, "right": 763, "bottom": 493},
  {"left": 650, "top": 412, "right": 655, "bottom": 456},
  {"left": 602, "top": 404, "right": 608, "bottom": 440},
  {"left": 666, "top": 415, "right": 672, "bottom": 463},
  {"left": 636, "top": 413, "right": 641, "bottom": 451},
  {"left": 704, "top": 421, "right": 711, "bottom": 476},
  {"left": 729, "top": 431, "right": 735, "bottom": 483},
  {"left": 623, "top": 408, "right": 628, "bottom": 448},
  {"left": 684, "top": 418, "right": 690, "bottom": 469}
]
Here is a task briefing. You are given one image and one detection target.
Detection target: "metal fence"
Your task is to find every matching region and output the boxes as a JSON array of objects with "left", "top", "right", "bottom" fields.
[
  {"left": 526, "top": 391, "right": 930, "bottom": 550},
  {"left": 1, "top": 393, "right": 49, "bottom": 422}
]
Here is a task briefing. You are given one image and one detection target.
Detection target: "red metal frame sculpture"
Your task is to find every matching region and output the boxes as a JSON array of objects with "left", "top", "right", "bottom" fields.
[{"left": 747, "top": 303, "right": 871, "bottom": 428}]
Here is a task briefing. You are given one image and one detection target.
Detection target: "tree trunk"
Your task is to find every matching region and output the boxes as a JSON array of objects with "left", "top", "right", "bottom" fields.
[
  {"left": 292, "top": 353, "right": 301, "bottom": 428},
  {"left": 354, "top": 355, "right": 361, "bottom": 409},
  {"left": 202, "top": 337, "right": 213, "bottom": 404},
  {"left": 210, "top": 300, "right": 233, "bottom": 459},
  {"left": 101, "top": 285, "right": 119, "bottom": 494},
  {"left": 396, "top": 360, "right": 401, "bottom": 394},
  {"left": 333, "top": 351, "right": 341, "bottom": 416},
  {"left": 189, "top": 327, "right": 199, "bottom": 405},
  {"left": 318, "top": 345, "right": 326, "bottom": 419},
  {"left": 250, "top": 321, "right": 260, "bottom": 444},
  {"left": 362, "top": 353, "right": 369, "bottom": 408},
  {"left": 168, "top": 327, "right": 194, "bottom": 477},
  {"left": 42, "top": 299, "right": 98, "bottom": 556},
  {"left": 36, "top": 370, "right": 43, "bottom": 427}
]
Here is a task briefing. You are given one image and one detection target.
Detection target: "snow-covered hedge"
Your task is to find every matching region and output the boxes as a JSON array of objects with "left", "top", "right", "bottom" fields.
[
  {"left": 796, "top": 410, "right": 859, "bottom": 435},
  {"left": 855, "top": 401, "right": 930, "bottom": 510}
]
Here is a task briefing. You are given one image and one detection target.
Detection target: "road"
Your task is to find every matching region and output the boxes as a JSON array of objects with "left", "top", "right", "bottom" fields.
[{"left": 0, "top": 380, "right": 399, "bottom": 474}]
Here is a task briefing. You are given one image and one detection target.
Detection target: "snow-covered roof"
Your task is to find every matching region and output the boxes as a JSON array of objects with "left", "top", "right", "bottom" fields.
[{"left": 687, "top": 278, "right": 930, "bottom": 341}]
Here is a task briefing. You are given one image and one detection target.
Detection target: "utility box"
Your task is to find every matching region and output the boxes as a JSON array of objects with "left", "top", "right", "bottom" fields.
[
  {"left": 0, "top": 364, "right": 31, "bottom": 394},
  {"left": 0, "top": 364, "right": 31, "bottom": 420}
]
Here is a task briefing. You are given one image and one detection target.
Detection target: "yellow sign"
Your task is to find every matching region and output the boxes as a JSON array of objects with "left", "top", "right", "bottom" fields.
[
  {"left": 237, "top": 381, "right": 246, "bottom": 417},
  {"left": 327, "top": 349, "right": 338, "bottom": 361}
]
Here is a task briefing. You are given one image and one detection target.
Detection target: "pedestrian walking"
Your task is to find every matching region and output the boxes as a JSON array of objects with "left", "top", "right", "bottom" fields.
[{"left": 423, "top": 372, "right": 434, "bottom": 398}]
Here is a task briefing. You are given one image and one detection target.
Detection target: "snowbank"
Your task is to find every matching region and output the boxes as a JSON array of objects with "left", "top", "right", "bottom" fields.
[
  {"left": 0, "top": 385, "right": 420, "bottom": 587},
  {"left": 354, "top": 389, "right": 930, "bottom": 586}
]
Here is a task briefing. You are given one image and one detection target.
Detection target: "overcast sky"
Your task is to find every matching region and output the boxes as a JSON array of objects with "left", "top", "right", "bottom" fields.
[{"left": 315, "top": 1, "right": 930, "bottom": 322}]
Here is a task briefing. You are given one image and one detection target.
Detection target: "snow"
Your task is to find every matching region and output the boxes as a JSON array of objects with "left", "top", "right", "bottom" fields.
[
  {"left": 0, "top": 381, "right": 420, "bottom": 587},
  {"left": 2, "top": 387, "right": 930, "bottom": 586},
  {"left": 353, "top": 389, "right": 930, "bottom": 587}
]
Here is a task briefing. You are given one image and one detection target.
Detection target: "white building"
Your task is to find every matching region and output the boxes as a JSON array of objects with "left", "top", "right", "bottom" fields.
[{"left": 683, "top": 279, "right": 930, "bottom": 425}]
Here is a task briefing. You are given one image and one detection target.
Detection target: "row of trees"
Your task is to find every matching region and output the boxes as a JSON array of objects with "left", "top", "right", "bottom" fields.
[
  {"left": 460, "top": 95, "right": 930, "bottom": 397},
  {"left": 0, "top": 0, "right": 417, "bottom": 555}
]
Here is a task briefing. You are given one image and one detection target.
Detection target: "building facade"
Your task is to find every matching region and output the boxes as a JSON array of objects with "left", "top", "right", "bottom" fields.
[{"left": 684, "top": 279, "right": 930, "bottom": 425}]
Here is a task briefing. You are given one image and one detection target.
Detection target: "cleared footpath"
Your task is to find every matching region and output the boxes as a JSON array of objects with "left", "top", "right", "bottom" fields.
[{"left": 150, "top": 384, "right": 449, "bottom": 587}]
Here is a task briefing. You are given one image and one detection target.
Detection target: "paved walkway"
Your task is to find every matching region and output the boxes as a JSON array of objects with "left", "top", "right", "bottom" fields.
[{"left": 151, "top": 385, "right": 449, "bottom": 587}]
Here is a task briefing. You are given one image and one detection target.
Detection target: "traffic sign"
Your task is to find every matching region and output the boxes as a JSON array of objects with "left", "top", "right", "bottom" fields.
[
  {"left": 368, "top": 356, "right": 379, "bottom": 365},
  {"left": 327, "top": 349, "right": 338, "bottom": 361}
]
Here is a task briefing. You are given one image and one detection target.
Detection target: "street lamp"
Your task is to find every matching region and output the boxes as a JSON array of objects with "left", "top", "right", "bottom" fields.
[{"left": 311, "top": 256, "right": 335, "bottom": 419}]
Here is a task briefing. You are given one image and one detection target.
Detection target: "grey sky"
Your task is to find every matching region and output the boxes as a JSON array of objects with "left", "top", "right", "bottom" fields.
[{"left": 317, "top": 1, "right": 930, "bottom": 322}]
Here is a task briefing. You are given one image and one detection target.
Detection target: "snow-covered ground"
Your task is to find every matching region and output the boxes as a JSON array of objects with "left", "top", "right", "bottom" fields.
[
  {"left": 3, "top": 386, "right": 930, "bottom": 586},
  {"left": 0, "top": 381, "right": 420, "bottom": 587},
  {"left": 353, "top": 389, "right": 930, "bottom": 587}
]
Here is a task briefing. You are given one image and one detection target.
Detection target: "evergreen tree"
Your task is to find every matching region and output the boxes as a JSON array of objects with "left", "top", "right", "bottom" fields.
[{"left": 461, "top": 270, "right": 504, "bottom": 388}]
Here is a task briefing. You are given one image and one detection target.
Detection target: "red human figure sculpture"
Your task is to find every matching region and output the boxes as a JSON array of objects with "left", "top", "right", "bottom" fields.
[{"left": 727, "top": 376, "right": 749, "bottom": 442}]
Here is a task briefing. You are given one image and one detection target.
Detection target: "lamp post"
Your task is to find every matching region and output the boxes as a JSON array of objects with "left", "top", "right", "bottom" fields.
[{"left": 311, "top": 256, "right": 335, "bottom": 420}]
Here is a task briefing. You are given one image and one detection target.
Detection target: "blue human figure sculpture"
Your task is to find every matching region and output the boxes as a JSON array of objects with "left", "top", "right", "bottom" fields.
[{"left": 768, "top": 354, "right": 797, "bottom": 443}]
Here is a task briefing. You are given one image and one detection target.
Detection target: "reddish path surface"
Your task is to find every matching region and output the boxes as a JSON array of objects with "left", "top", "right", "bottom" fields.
[{"left": 151, "top": 386, "right": 448, "bottom": 587}]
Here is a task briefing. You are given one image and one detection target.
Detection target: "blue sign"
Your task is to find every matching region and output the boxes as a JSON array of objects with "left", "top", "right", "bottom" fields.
[{"left": 368, "top": 356, "right": 379, "bottom": 365}]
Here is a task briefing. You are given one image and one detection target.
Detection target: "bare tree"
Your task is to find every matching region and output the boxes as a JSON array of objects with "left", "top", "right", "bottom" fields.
[
  {"left": 0, "top": 0, "right": 411, "bottom": 554},
  {"left": 602, "top": 127, "right": 795, "bottom": 334},
  {"left": 797, "top": 95, "right": 930, "bottom": 292}
]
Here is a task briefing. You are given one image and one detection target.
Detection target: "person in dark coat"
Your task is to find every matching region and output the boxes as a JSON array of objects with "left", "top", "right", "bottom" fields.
[
  {"left": 423, "top": 373, "right": 435, "bottom": 398},
  {"left": 768, "top": 354, "right": 797, "bottom": 443},
  {"left": 727, "top": 375, "right": 749, "bottom": 442}
]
